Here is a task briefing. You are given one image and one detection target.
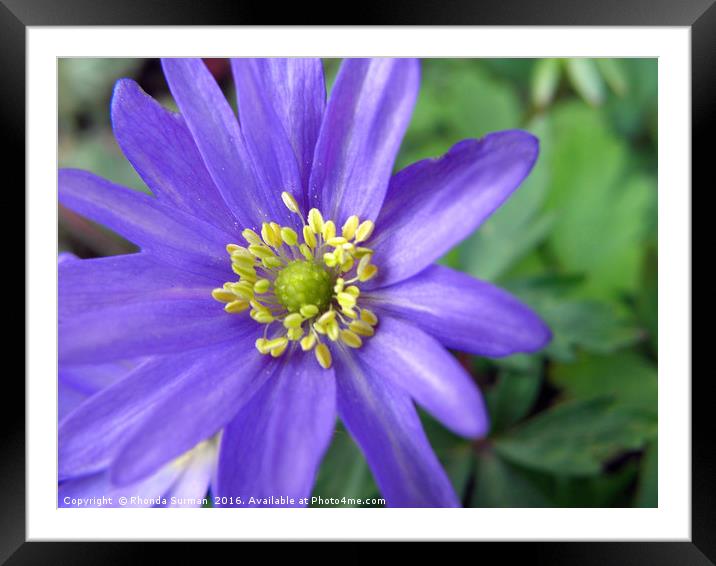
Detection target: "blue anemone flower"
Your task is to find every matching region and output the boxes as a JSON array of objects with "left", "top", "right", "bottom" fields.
[{"left": 58, "top": 58, "right": 551, "bottom": 507}]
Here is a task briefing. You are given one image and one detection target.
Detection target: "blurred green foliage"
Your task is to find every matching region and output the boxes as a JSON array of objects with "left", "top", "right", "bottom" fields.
[{"left": 58, "top": 58, "right": 657, "bottom": 508}]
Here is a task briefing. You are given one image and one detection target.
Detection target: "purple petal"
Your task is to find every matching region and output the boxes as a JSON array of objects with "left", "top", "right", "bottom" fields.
[
  {"left": 334, "top": 350, "right": 459, "bottom": 507},
  {"left": 163, "top": 441, "right": 216, "bottom": 508},
  {"left": 359, "top": 315, "right": 488, "bottom": 438},
  {"left": 366, "top": 264, "right": 551, "bottom": 357},
  {"left": 230, "top": 59, "right": 310, "bottom": 212},
  {"left": 58, "top": 169, "right": 233, "bottom": 278},
  {"left": 59, "top": 360, "right": 133, "bottom": 397},
  {"left": 59, "top": 341, "right": 258, "bottom": 480},
  {"left": 215, "top": 354, "right": 336, "bottom": 507},
  {"left": 59, "top": 356, "right": 181, "bottom": 479},
  {"left": 309, "top": 58, "right": 420, "bottom": 224},
  {"left": 59, "top": 253, "right": 220, "bottom": 321},
  {"left": 58, "top": 379, "right": 87, "bottom": 421},
  {"left": 110, "top": 79, "right": 238, "bottom": 233},
  {"left": 59, "top": 297, "right": 252, "bottom": 364},
  {"left": 110, "top": 345, "right": 276, "bottom": 486},
  {"left": 161, "top": 58, "right": 294, "bottom": 230},
  {"left": 232, "top": 58, "right": 325, "bottom": 210},
  {"left": 59, "top": 465, "right": 184, "bottom": 508},
  {"left": 370, "top": 131, "right": 539, "bottom": 287}
]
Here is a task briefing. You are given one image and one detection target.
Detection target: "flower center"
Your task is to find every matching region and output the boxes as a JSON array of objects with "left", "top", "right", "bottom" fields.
[
  {"left": 211, "top": 192, "right": 379, "bottom": 369},
  {"left": 274, "top": 260, "right": 332, "bottom": 313}
]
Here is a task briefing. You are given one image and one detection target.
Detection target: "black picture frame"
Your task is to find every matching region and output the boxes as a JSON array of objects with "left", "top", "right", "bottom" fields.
[{"left": 6, "top": 0, "right": 707, "bottom": 562}]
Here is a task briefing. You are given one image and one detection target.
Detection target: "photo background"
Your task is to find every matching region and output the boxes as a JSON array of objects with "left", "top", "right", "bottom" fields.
[{"left": 58, "top": 58, "right": 658, "bottom": 508}]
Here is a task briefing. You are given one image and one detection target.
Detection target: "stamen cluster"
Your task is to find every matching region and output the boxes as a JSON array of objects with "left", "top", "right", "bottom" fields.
[{"left": 211, "top": 192, "right": 380, "bottom": 369}]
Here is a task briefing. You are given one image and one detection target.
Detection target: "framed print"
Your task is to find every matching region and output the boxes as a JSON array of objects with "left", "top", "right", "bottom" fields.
[{"left": 6, "top": 0, "right": 708, "bottom": 562}]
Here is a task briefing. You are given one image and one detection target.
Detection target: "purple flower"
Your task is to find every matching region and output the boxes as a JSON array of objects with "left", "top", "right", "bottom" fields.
[
  {"left": 58, "top": 58, "right": 551, "bottom": 507},
  {"left": 58, "top": 255, "right": 217, "bottom": 508}
]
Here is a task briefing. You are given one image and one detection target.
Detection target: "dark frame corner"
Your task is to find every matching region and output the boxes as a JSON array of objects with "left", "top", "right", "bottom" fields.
[{"left": 7, "top": 0, "right": 708, "bottom": 563}]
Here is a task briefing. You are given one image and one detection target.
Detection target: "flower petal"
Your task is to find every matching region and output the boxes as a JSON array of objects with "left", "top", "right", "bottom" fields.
[
  {"left": 59, "top": 341, "right": 259, "bottom": 480},
  {"left": 161, "top": 58, "right": 294, "bottom": 230},
  {"left": 58, "top": 379, "right": 87, "bottom": 421},
  {"left": 215, "top": 355, "right": 336, "bottom": 507},
  {"left": 334, "top": 350, "right": 459, "bottom": 507},
  {"left": 110, "top": 79, "right": 238, "bottom": 233},
  {"left": 110, "top": 346, "right": 276, "bottom": 486},
  {"left": 59, "top": 253, "right": 220, "bottom": 320},
  {"left": 370, "top": 131, "right": 539, "bottom": 287},
  {"left": 58, "top": 169, "right": 233, "bottom": 278},
  {"left": 59, "top": 356, "right": 184, "bottom": 479},
  {"left": 59, "top": 361, "right": 130, "bottom": 397},
  {"left": 59, "top": 297, "right": 251, "bottom": 364},
  {"left": 309, "top": 58, "right": 420, "bottom": 224},
  {"left": 231, "top": 59, "right": 323, "bottom": 211},
  {"left": 366, "top": 264, "right": 551, "bottom": 357},
  {"left": 358, "top": 315, "right": 488, "bottom": 438},
  {"left": 232, "top": 58, "right": 325, "bottom": 209}
]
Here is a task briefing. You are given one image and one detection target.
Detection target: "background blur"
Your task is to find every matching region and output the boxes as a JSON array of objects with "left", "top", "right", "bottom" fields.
[{"left": 58, "top": 58, "right": 658, "bottom": 508}]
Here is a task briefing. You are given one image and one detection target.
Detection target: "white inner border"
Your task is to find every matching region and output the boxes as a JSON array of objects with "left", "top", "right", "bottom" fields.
[{"left": 27, "top": 27, "right": 691, "bottom": 541}]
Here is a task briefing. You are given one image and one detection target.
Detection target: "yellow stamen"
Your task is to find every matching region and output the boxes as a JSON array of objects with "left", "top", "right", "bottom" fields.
[
  {"left": 300, "top": 304, "right": 319, "bottom": 318},
  {"left": 280, "top": 227, "right": 298, "bottom": 246},
  {"left": 349, "top": 320, "right": 375, "bottom": 337},
  {"left": 340, "top": 329, "right": 362, "bottom": 348},
  {"left": 322, "top": 220, "right": 336, "bottom": 241},
  {"left": 271, "top": 342, "right": 288, "bottom": 357},
  {"left": 308, "top": 208, "right": 324, "bottom": 234},
  {"left": 361, "top": 309, "right": 378, "bottom": 325},
  {"left": 299, "top": 243, "right": 314, "bottom": 260},
  {"left": 283, "top": 313, "right": 304, "bottom": 329},
  {"left": 302, "top": 225, "right": 317, "bottom": 249},
  {"left": 358, "top": 264, "right": 378, "bottom": 282},
  {"left": 315, "top": 343, "right": 332, "bottom": 369},
  {"left": 255, "top": 338, "right": 271, "bottom": 354},
  {"left": 342, "top": 215, "right": 360, "bottom": 240},
  {"left": 225, "top": 300, "right": 249, "bottom": 313},
  {"left": 281, "top": 191, "right": 300, "bottom": 214},
  {"left": 287, "top": 327, "right": 304, "bottom": 341},
  {"left": 317, "top": 310, "right": 336, "bottom": 326},
  {"left": 253, "top": 279, "right": 270, "bottom": 294},
  {"left": 242, "top": 229, "right": 263, "bottom": 246},
  {"left": 327, "top": 320, "right": 340, "bottom": 342},
  {"left": 211, "top": 288, "right": 236, "bottom": 303},
  {"left": 301, "top": 334, "right": 317, "bottom": 351},
  {"left": 249, "top": 244, "right": 275, "bottom": 260},
  {"left": 355, "top": 220, "right": 375, "bottom": 243}
]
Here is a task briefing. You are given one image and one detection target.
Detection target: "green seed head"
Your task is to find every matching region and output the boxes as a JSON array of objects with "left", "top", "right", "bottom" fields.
[{"left": 274, "top": 260, "right": 332, "bottom": 313}]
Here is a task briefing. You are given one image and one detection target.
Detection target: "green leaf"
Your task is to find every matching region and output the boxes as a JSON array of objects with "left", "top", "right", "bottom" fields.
[
  {"left": 596, "top": 58, "right": 628, "bottom": 97},
  {"left": 472, "top": 449, "right": 554, "bottom": 507},
  {"left": 635, "top": 440, "right": 658, "bottom": 507},
  {"left": 311, "top": 424, "right": 381, "bottom": 507},
  {"left": 471, "top": 447, "right": 640, "bottom": 507},
  {"left": 505, "top": 276, "right": 643, "bottom": 362},
  {"left": 551, "top": 352, "right": 657, "bottom": 418},
  {"left": 531, "top": 58, "right": 562, "bottom": 109},
  {"left": 565, "top": 59, "right": 606, "bottom": 106},
  {"left": 544, "top": 102, "right": 654, "bottom": 301},
  {"left": 494, "top": 397, "right": 655, "bottom": 476},
  {"left": 486, "top": 366, "right": 543, "bottom": 433}
]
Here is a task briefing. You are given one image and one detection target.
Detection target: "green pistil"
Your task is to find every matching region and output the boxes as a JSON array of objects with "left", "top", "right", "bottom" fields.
[{"left": 274, "top": 260, "right": 332, "bottom": 313}]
